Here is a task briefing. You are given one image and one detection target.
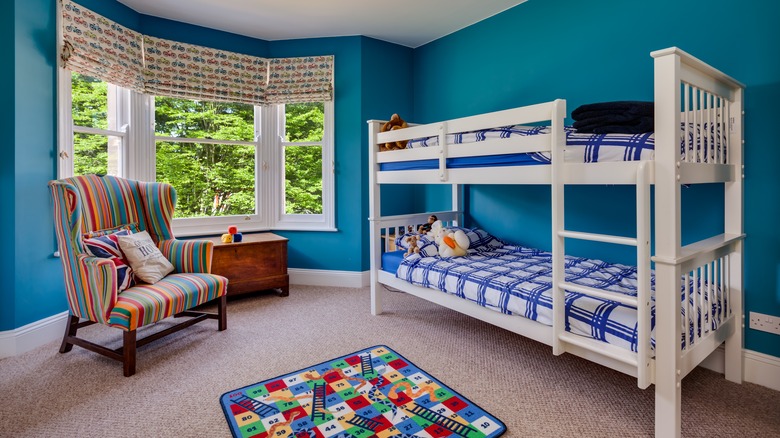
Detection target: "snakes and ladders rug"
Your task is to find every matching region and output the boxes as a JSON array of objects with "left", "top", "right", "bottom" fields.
[{"left": 220, "top": 345, "right": 506, "bottom": 438}]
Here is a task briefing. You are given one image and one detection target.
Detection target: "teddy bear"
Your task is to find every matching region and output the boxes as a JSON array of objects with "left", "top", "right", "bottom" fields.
[
  {"left": 378, "top": 113, "right": 409, "bottom": 151},
  {"left": 403, "top": 234, "right": 421, "bottom": 257}
]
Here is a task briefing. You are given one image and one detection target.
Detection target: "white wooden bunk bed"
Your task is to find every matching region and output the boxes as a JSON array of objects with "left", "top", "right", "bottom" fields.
[{"left": 367, "top": 47, "right": 744, "bottom": 438}]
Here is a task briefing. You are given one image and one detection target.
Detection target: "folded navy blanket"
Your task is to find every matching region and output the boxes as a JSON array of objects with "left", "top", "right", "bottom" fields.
[
  {"left": 571, "top": 101, "right": 654, "bottom": 133},
  {"left": 571, "top": 101, "right": 654, "bottom": 120},
  {"left": 573, "top": 116, "right": 654, "bottom": 134}
]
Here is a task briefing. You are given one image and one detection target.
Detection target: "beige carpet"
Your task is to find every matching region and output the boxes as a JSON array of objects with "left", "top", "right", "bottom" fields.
[{"left": 1, "top": 285, "right": 778, "bottom": 437}]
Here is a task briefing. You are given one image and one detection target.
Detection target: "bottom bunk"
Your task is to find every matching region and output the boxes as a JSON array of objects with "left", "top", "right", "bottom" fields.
[{"left": 372, "top": 220, "right": 739, "bottom": 383}]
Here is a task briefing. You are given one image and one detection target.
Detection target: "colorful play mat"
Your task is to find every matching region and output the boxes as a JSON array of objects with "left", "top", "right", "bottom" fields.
[{"left": 220, "top": 345, "right": 506, "bottom": 437}]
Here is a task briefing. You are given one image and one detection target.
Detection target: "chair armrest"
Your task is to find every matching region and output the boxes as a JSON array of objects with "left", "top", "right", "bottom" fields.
[
  {"left": 74, "top": 254, "right": 119, "bottom": 324},
  {"left": 157, "top": 239, "right": 213, "bottom": 273}
]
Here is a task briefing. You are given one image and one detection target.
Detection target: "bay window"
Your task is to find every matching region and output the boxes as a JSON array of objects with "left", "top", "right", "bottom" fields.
[
  {"left": 58, "top": 76, "right": 334, "bottom": 235},
  {"left": 57, "top": 1, "right": 334, "bottom": 234}
]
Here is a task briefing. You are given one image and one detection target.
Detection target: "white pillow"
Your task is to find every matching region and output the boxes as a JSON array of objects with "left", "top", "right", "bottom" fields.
[{"left": 117, "top": 230, "right": 174, "bottom": 284}]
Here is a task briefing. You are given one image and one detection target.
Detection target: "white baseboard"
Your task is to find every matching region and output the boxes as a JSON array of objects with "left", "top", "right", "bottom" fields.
[
  {"left": 0, "top": 311, "right": 69, "bottom": 359},
  {"left": 699, "top": 345, "right": 780, "bottom": 391},
  {"left": 288, "top": 268, "right": 369, "bottom": 288}
]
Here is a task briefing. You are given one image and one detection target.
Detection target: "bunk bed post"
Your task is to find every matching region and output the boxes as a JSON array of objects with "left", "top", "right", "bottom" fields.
[
  {"left": 452, "top": 184, "right": 463, "bottom": 226},
  {"left": 652, "top": 50, "right": 684, "bottom": 438},
  {"left": 550, "top": 99, "right": 567, "bottom": 356},
  {"left": 368, "top": 120, "right": 383, "bottom": 315},
  {"left": 724, "top": 86, "right": 744, "bottom": 384}
]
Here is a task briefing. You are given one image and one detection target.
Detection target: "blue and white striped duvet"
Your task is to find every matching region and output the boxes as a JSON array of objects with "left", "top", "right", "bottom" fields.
[
  {"left": 407, "top": 125, "right": 657, "bottom": 163},
  {"left": 396, "top": 244, "right": 725, "bottom": 352}
]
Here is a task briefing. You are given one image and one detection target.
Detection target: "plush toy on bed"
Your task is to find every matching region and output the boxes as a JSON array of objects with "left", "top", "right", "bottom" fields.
[
  {"left": 378, "top": 113, "right": 409, "bottom": 151},
  {"left": 403, "top": 234, "right": 421, "bottom": 257},
  {"left": 426, "top": 220, "right": 469, "bottom": 257},
  {"left": 438, "top": 229, "right": 469, "bottom": 257},
  {"left": 417, "top": 214, "right": 438, "bottom": 234}
]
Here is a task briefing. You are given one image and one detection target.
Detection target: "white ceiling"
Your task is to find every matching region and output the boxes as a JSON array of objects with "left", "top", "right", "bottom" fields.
[{"left": 116, "top": 0, "right": 526, "bottom": 48}]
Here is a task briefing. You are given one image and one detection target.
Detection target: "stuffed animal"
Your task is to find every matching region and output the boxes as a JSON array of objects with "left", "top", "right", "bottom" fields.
[
  {"left": 438, "top": 229, "right": 469, "bottom": 257},
  {"left": 417, "top": 214, "right": 438, "bottom": 234},
  {"left": 379, "top": 113, "right": 409, "bottom": 151},
  {"left": 426, "top": 220, "right": 468, "bottom": 257},
  {"left": 403, "top": 234, "right": 421, "bottom": 257},
  {"left": 426, "top": 220, "right": 444, "bottom": 241}
]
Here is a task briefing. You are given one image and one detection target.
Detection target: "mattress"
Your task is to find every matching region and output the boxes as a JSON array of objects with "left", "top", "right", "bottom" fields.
[
  {"left": 379, "top": 125, "right": 656, "bottom": 171},
  {"left": 385, "top": 244, "right": 725, "bottom": 352}
]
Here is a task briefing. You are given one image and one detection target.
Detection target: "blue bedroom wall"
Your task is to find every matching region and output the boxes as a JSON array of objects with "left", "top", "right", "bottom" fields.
[
  {"left": 1, "top": 3, "right": 17, "bottom": 331},
  {"left": 411, "top": 0, "right": 780, "bottom": 357},
  {"left": 3, "top": 0, "right": 64, "bottom": 331},
  {"left": 1, "top": 0, "right": 413, "bottom": 330},
  {"left": 266, "top": 36, "right": 365, "bottom": 271},
  {"left": 359, "top": 38, "right": 415, "bottom": 269}
]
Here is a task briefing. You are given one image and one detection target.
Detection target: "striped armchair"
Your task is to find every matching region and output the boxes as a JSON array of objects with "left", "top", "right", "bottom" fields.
[{"left": 49, "top": 174, "right": 228, "bottom": 376}]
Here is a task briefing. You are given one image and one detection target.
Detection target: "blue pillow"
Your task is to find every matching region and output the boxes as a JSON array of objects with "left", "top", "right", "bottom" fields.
[{"left": 83, "top": 229, "right": 136, "bottom": 292}]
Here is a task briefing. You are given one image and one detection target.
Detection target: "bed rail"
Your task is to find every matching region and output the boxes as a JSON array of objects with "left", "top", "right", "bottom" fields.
[
  {"left": 652, "top": 47, "right": 744, "bottom": 438},
  {"left": 369, "top": 100, "right": 565, "bottom": 185}
]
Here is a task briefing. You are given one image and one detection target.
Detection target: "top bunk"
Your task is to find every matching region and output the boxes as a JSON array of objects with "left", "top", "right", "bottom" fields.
[{"left": 368, "top": 47, "right": 744, "bottom": 186}]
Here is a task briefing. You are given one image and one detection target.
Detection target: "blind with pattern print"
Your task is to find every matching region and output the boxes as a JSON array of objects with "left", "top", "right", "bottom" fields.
[{"left": 60, "top": 1, "right": 333, "bottom": 105}]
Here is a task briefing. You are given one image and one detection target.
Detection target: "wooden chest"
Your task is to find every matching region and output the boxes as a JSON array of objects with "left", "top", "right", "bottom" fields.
[{"left": 203, "top": 233, "right": 289, "bottom": 297}]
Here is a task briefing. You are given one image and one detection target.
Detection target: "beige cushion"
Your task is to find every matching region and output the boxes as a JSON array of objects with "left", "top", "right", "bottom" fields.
[{"left": 117, "top": 231, "right": 174, "bottom": 284}]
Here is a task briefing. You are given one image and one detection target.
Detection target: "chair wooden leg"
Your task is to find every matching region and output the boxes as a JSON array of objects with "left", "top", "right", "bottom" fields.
[
  {"left": 218, "top": 294, "right": 227, "bottom": 331},
  {"left": 123, "top": 330, "right": 137, "bottom": 377},
  {"left": 59, "top": 314, "right": 79, "bottom": 354}
]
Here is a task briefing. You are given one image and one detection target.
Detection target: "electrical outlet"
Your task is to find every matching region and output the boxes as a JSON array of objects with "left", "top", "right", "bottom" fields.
[{"left": 749, "top": 312, "right": 780, "bottom": 335}]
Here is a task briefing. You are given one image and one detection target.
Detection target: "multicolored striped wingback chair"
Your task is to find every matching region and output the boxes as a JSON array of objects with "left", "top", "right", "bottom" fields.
[{"left": 49, "top": 174, "right": 228, "bottom": 376}]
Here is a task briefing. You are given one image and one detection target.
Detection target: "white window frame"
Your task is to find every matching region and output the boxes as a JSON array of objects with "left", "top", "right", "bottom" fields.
[
  {"left": 59, "top": 76, "right": 336, "bottom": 235},
  {"left": 57, "top": 69, "right": 131, "bottom": 179},
  {"left": 273, "top": 100, "right": 336, "bottom": 231},
  {"left": 156, "top": 97, "right": 264, "bottom": 236}
]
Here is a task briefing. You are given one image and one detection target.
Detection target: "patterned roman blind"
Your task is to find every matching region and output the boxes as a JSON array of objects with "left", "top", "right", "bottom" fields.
[
  {"left": 142, "top": 36, "right": 268, "bottom": 105},
  {"left": 266, "top": 56, "right": 335, "bottom": 104},
  {"left": 60, "top": 0, "right": 145, "bottom": 92},
  {"left": 59, "top": 1, "right": 334, "bottom": 105}
]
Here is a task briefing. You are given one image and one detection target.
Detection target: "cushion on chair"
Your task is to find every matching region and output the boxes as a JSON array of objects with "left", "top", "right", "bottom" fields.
[
  {"left": 82, "top": 229, "right": 136, "bottom": 292},
  {"left": 117, "top": 231, "right": 175, "bottom": 284},
  {"left": 83, "top": 223, "right": 140, "bottom": 239},
  {"left": 108, "top": 273, "right": 228, "bottom": 331}
]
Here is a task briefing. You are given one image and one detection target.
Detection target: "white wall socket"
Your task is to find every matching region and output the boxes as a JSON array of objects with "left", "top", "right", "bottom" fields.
[{"left": 748, "top": 311, "right": 780, "bottom": 335}]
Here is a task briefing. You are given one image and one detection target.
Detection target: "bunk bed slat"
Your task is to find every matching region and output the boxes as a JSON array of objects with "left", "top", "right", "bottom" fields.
[
  {"left": 558, "top": 230, "right": 637, "bottom": 246},
  {"left": 558, "top": 332, "right": 638, "bottom": 366},
  {"left": 559, "top": 281, "right": 638, "bottom": 308}
]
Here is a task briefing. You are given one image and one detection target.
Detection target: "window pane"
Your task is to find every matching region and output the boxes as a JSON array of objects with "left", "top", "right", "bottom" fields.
[
  {"left": 156, "top": 142, "right": 256, "bottom": 218},
  {"left": 71, "top": 73, "right": 108, "bottom": 129},
  {"left": 74, "top": 133, "right": 122, "bottom": 176},
  {"left": 285, "top": 145, "right": 322, "bottom": 214},
  {"left": 154, "top": 97, "right": 254, "bottom": 142},
  {"left": 284, "top": 102, "right": 324, "bottom": 142}
]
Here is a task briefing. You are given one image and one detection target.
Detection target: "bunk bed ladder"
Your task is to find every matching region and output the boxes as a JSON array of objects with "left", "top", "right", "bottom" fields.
[{"left": 554, "top": 162, "right": 653, "bottom": 389}]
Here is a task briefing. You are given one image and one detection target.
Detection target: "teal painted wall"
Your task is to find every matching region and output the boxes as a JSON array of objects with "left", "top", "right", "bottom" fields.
[
  {"left": 267, "top": 36, "right": 365, "bottom": 270},
  {"left": 1, "top": 3, "right": 17, "bottom": 330},
  {"left": 2, "top": 0, "right": 64, "bottom": 331},
  {"left": 5, "top": 0, "right": 779, "bottom": 360},
  {"left": 140, "top": 16, "right": 269, "bottom": 57},
  {"left": 360, "top": 38, "right": 416, "bottom": 269},
  {"left": 412, "top": 0, "right": 780, "bottom": 357},
  {"left": 1, "top": 1, "right": 411, "bottom": 329}
]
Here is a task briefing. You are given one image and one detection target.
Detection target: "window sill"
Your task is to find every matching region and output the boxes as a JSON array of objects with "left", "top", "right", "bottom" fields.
[{"left": 173, "top": 222, "right": 338, "bottom": 238}]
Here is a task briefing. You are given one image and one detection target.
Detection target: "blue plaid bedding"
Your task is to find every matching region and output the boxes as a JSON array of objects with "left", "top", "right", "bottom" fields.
[
  {"left": 396, "top": 244, "right": 726, "bottom": 352},
  {"left": 407, "top": 125, "right": 656, "bottom": 163}
]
